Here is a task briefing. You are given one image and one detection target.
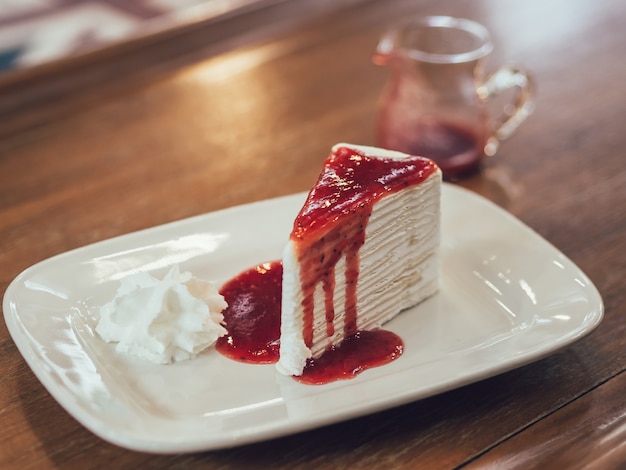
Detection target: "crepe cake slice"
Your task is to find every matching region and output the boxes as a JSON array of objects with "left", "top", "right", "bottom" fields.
[{"left": 277, "top": 143, "right": 442, "bottom": 376}]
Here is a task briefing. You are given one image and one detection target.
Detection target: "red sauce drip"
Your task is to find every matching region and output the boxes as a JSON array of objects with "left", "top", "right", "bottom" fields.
[
  {"left": 292, "top": 146, "right": 437, "bottom": 346},
  {"left": 298, "top": 214, "right": 366, "bottom": 346},
  {"left": 216, "top": 261, "right": 282, "bottom": 363},
  {"left": 296, "top": 330, "right": 403, "bottom": 385},
  {"left": 292, "top": 146, "right": 438, "bottom": 241},
  {"left": 216, "top": 262, "right": 405, "bottom": 385}
]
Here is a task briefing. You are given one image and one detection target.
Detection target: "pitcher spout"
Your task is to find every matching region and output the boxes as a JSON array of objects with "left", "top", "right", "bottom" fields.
[{"left": 372, "top": 29, "right": 398, "bottom": 66}]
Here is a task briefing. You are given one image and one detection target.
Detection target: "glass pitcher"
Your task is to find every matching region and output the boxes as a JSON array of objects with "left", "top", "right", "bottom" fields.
[{"left": 373, "top": 16, "right": 534, "bottom": 179}]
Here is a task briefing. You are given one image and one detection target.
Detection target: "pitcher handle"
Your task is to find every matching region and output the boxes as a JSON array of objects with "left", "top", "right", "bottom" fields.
[{"left": 478, "top": 66, "right": 535, "bottom": 155}]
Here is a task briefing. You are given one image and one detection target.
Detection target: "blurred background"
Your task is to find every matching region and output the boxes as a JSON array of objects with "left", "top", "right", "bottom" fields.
[{"left": 0, "top": 0, "right": 360, "bottom": 74}]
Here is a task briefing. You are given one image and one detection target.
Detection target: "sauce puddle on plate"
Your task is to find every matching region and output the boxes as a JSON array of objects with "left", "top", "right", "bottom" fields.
[{"left": 216, "top": 261, "right": 403, "bottom": 385}]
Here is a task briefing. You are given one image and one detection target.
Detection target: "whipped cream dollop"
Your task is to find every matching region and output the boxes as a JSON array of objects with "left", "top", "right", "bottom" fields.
[{"left": 96, "top": 265, "right": 227, "bottom": 364}]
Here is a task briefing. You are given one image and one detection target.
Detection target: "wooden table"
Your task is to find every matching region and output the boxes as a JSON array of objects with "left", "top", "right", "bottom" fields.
[{"left": 1, "top": 0, "right": 625, "bottom": 468}]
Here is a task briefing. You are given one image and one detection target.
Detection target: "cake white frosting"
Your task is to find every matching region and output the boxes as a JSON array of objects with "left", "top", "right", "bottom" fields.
[{"left": 277, "top": 143, "right": 441, "bottom": 376}]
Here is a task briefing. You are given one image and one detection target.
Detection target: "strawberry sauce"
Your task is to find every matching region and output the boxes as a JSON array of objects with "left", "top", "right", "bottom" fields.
[
  {"left": 216, "top": 261, "right": 282, "bottom": 363},
  {"left": 291, "top": 146, "right": 437, "bottom": 349},
  {"left": 216, "top": 147, "right": 437, "bottom": 384},
  {"left": 216, "top": 261, "right": 404, "bottom": 385}
]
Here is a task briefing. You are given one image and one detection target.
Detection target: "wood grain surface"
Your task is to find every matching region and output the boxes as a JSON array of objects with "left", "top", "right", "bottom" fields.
[{"left": 1, "top": 0, "right": 625, "bottom": 468}]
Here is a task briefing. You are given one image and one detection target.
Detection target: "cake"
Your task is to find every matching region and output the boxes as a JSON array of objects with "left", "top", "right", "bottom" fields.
[{"left": 276, "top": 143, "right": 442, "bottom": 376}]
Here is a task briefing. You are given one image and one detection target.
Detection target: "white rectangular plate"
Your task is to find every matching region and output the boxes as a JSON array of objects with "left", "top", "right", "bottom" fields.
[{"left": 3, "top": 184, "right": 603, "bottom": 453}]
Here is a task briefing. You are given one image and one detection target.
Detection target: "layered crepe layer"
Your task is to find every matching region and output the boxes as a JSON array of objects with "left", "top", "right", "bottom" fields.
[{"left": 277, "top": 144, "right": 441, "bottom": 376}]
